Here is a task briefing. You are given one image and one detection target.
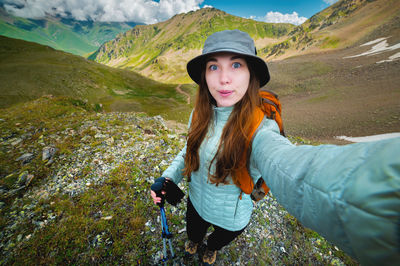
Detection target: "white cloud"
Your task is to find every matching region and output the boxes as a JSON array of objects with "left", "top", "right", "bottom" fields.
[
  {"left": 1, "top": 0, "right": 204, "bottom": 24},
  {"left": 323, "top": 0, "right": 339, "bottom": 5},
  {"left": 254, "top": 11, "right": 307, "bottom": 25}
]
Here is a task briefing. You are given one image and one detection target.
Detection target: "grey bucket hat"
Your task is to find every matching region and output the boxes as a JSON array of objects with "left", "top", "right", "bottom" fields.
[{"left": 186, "top": 29, "right": 270, "bottom": 87}]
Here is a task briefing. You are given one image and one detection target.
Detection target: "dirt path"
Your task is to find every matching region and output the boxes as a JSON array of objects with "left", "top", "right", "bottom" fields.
[{"left": 176, "top": 84, "right": 190, "bottom": 104}]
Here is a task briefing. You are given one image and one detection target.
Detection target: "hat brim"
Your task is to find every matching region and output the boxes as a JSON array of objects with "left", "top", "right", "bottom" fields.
[{"left": 186, "top": 50, "right": 270, "bottom": 88}]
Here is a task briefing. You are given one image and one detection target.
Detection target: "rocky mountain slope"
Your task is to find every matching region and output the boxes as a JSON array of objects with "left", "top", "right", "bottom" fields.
[
  {"left": 267, "top": 38, "right": 400, "bottom": 142},
  {"left": 89, "top": 8, "right": 294, "bottom": 83},
  {"left": 0, "top": 96, "right": 356, "bottom": 265},
  {"left": 0, "top": 7, "right": 139, "bottom": 56},
  {"left": 263, "top": 0, "right": 400, "bottom": 60}
]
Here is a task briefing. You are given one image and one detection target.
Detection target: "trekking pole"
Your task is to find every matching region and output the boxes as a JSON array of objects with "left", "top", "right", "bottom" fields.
[
  {"left": 151, "top": 180, "right": 175, "bottom": 264},
  {"left": 160, "top": 205, "right": 175, "bottom": 262}
]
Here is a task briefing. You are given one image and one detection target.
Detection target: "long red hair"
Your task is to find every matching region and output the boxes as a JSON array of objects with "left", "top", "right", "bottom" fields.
[{"left": 183, "top": 57, "right": 262, "bottom": 186}]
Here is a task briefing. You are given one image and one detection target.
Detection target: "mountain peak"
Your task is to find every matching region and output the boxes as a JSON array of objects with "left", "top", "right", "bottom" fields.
[{"left": 91, "top": 7, "right": 295, "bottom": 83}]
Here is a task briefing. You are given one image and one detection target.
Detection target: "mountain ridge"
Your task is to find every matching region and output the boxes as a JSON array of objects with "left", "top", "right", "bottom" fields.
[
  {"left": 90, "top": 0, "right": 400, "bottom": 83},
  {"left": 263, "top": 0, "right": 400, "bottom": 60},
  {"left": 90, "top": 8, "right": 295, "bottom": 83},
  {"left": 0, "top": 6, "right": 140, "bottom": 56}
]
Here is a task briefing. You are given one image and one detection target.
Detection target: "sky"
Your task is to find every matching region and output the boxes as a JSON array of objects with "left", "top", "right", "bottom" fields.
[{"left": 0, "top": 0, "right": 339, "bottom": 25}]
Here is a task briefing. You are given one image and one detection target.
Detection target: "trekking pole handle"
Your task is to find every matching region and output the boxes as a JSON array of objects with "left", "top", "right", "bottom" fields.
[{"left": 151, "top": 178, "right": 166, "bottom": 207}]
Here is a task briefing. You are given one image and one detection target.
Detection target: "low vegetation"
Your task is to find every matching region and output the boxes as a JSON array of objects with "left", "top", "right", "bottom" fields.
[{"left": 0, "top": 96, "right": 358, "bottom": 265}]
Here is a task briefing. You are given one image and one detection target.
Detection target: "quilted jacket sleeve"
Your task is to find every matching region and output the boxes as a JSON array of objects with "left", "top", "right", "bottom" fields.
[
  {"left": 161, "top": 111, "right": 193, "bottom": 184},
  {"left": 161, "top": 144, "right": 186, "bottom": 184},
  {"left": 251, "top": 119, "right": 400, "bottom": 265}
]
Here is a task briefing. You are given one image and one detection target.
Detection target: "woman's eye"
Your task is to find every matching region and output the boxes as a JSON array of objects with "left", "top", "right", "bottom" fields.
[
  {"left": 209, "top": 65, "right": 218, "bottom": 71},
  {"left": 232, "top": 62, "right": 241, "bottom": 68}
]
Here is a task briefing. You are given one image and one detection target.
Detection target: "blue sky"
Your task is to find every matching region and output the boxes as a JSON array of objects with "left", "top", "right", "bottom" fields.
[
  {"left": 1, "top": 0, "right": 339, "bottom": 25},
  {"left": 201, "top": 0, "right": 337, "bottom": 23}
]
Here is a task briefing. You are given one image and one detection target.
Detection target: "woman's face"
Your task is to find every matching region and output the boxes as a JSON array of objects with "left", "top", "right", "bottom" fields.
[{"left": 205, "top": 52, "right": 250, "bottom": 107}]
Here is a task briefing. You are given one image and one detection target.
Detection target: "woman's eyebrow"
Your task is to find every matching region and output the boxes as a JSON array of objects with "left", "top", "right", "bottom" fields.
[
  {"left": 206, "top": 56, "right": 244, "bottom": 63},
  {"left": 206, "top": 57, "right": 217, "bottom": 63},
  {"left": 231, "top": 55, "right": 244, "bottom": 60}
]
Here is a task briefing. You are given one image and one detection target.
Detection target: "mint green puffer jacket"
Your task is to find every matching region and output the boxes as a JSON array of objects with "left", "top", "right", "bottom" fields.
[
  {"left": 162, "top": 106, "right": 400, "bottom": 264},
  {"left": 163, "top": 106, "right": 259, "bottom": 231}
]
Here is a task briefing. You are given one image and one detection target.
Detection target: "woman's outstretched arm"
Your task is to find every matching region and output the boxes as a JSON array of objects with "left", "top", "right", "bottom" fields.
[{"left": 251, "top": 120, "right": 400, "bottom": 265}]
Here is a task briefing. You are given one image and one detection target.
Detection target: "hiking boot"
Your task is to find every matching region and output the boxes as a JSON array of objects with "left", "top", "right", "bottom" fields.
[
  {"left": 202, "top": 248, "right": 217, "bottom": 265},
  {"left": 184, "top": 240, "right": 198, "bottom": 255}
]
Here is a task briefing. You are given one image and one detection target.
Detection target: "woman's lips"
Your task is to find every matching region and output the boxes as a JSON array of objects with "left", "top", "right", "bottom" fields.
[{"left": 218, "top": 90, "right": 233, "bottom": 97}]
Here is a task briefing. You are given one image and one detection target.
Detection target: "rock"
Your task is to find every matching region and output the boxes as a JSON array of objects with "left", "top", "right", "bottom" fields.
[
  {"left": 144, "top": 129, "right": 154, "bottom": 135},
  {"left": 10, "top": 138, "right": 22, "bottom": 146},
  {"left": 16, "top": 153, "right": 35, "bottom": 165},
  {"left": 17, "top": 171, "right": 29, "bottom": 186},
  {"left": 94, "top": 133, "right": 108, "bottom": 139},
  {"left": 81, "top": 135, "right": 91, "bottom": 142},
  {"left": 5, "top": 187, "right": 24, "bottom": 198},
  {"left": 167, "top": 134, "right": 178, "bottom": 139},
  {"left": 0, "top": 188, "right": 8, "bottom": 199},
  {"left": 25, "top": 174, "right": 34, "bottom": 187},
  {"left": 42, "top": 146, "right": 57, "bottom": 161},
  {"left": 105, "top": 137, "right": 114, "bottom": 145}
]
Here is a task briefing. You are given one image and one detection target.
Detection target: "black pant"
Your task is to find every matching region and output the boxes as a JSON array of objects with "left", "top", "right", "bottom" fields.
[{"left": 186, "top": 197, "right": 245, "bottom": 251}]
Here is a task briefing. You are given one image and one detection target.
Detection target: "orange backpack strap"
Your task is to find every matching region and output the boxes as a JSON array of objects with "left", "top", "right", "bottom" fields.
[
  {"left": 236, "top": 90, "right": 284, "bottom": 201},
  {"left": 235, "top": 107, "right": 264, "bottom": 197},
  {"left": 246, "top": 113, "right": 271, "bottom": 201},
  {"left": 259, "top": 89, "right": 285, "bottom": 136}
]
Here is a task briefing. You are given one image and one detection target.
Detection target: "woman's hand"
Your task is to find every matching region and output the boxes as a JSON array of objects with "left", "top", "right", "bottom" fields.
[
  {"left": 151, "top": 189, "right": 166, "bottom": 205},
  {"left": 150, "top": 177, "right": 169, "bottom": 205}
]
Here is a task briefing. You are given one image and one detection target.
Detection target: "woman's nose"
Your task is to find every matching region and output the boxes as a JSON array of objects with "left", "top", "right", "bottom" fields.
[{"left": 219, "top": 68, "right": 231, "bottom": 85}]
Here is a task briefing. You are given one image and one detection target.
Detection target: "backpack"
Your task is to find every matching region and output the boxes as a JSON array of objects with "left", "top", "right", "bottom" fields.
[{"left": 236, "top": 89, "right": 285, "bottom": 201}]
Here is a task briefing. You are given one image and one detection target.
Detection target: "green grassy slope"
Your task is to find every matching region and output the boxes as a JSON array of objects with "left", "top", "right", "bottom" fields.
[
  {"left": 0, "top": 36, "right": 194, "bottom": 123},
  {"left": 90, "top": 8, "right": 294, "bottom": 83}
]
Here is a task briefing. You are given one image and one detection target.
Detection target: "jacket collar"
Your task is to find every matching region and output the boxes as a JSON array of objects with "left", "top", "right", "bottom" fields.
[{"left": 213, "top": 105, "right": 234, "bottom": 124}]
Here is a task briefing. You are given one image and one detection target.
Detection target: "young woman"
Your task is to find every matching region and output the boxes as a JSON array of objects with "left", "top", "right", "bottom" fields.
[{"left": 151, "top": 30, "right": 400, "bottom": 265}]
